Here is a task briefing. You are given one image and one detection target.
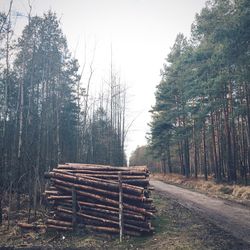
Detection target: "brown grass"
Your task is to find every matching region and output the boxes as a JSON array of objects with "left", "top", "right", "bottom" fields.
[{"left": 152, "top": 173, "right": 250, "bottom": 203}]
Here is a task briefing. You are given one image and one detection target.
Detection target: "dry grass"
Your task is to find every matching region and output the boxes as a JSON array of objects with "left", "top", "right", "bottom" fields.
[
  {"left": 152, "top": 173, "right": 250, "bottom": 203},
  {"left": 1, "top": 191, "right": 249, "bottom": 249}
]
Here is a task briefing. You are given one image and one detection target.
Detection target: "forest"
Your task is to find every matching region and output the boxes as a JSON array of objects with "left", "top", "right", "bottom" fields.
[
  {"left": 144, "top": 0, "right": 250, "bottom": 184},
  {"left": 0, "top": 0, "right": 250, "bottom": 248},
  {"left": 0, "top": 2, "right": 127, "bottom": 220}
]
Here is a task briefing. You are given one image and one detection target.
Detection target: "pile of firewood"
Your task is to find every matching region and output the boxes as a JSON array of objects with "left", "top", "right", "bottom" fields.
[{"left": 44, "top": 163, "right": 155, "bottom": 236}]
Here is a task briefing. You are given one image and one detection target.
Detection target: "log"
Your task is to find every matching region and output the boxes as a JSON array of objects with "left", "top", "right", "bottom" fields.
[
  {"left": 53, "top": 199, "right": 147, "bottom": 221},
  {"left": 73, "top": 174, "right": 147, "bottom": 180},
  {"left": 44, "top": 190, "right": 60, "bottom": 195},
  {"left": 53, "top": 184, "right": 119, "bottom": 207},
  {"left": 54, "top": 169, "right": 147, "bottom": 189},
  {"left": 56, "top": 207, "right": 127, "bottom": 225},
  {"left": 50, "top": 178, "right": 147, "bottom": 202},
  {"left": 57, "top": 206, "right": 116, "bottom": 225},
  {"left": 18, "top": 222, "right": 46, "bottom": 230},
  {"left": 46, "top": 208, "right": 153, "bottom": 234},
  {"left": 56, "top": 169, "right": 148, "bottom": 176},
  {"left": 53, "top": 184, "right": 154, "bottom": 217},
  {"left": 44, "top": 164, "right": 154, "bottom": 236},
  {"left": 78, "top": 204, "right": 146, "bottom": 221},
  {"left": 50, "top": 187, "right": 150, "bottom": 210},
  {"left": 85, "top": 225, "right": 141, "bottom": 237},
  {"left": 47, "top": 224, "right": 72, "bottom": 231},
  {"left": 77, "top": 200, "right": 118, "bottom": 212},
  {"left": 47, "top": 219, "right": 72, "bottom": 227},
  {"left": 45, "top": 171, "right": 144, "bottom": 195},
  {"left": 58, "top": 163, "right": 148, "bottom": 172},
  {"left": 55, "top": 198, "right": 146, "bottom": 218},
  {"left": 47, "top": 195, "right": 72, "bottom": 200},
  {"left": 56, "top": 206, "right": 152, "bottom": 232},
  {"left": 81, "top": 211, "right": 152, "bottom": 232}
]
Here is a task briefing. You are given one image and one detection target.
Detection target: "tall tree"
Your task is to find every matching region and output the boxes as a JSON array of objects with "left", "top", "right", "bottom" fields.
[{"left": 149, "top": 0, "right": 250, "bottom": 184}]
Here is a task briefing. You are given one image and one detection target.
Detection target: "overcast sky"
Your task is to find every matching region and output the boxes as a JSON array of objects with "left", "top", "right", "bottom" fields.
[{"left": 1, "top": 0, "right": 207, "bottom": 157}]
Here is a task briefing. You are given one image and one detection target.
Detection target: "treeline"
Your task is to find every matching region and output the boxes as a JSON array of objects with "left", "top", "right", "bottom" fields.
[
  {"left": 0, "top": 7, "right": 126, "bottom": 215},
  {"left": 129, "top": 145, "right": 161, "bottom": 173},
  {"left": 149, "top": 0, "right": 250, "bottom": 184}
]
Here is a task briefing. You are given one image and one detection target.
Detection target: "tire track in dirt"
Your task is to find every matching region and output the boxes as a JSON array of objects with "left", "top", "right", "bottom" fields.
[{"left": 151, "top": 180, "right": 250, "bottom": 244}]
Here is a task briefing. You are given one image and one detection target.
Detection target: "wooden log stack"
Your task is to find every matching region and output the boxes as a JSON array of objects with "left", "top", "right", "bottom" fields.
[{"left": 44, "top": 163, "right": 155, "bottom": 236}]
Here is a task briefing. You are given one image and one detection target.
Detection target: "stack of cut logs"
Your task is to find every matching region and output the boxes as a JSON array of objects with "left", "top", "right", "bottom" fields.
[{"left": 44, "top": 163, "right": 155, "bottom": 236}]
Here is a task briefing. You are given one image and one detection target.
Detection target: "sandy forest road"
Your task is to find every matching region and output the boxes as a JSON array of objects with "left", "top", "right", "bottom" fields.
[{"left": 151, "top": 180, "right": 250, "bottom": 244}]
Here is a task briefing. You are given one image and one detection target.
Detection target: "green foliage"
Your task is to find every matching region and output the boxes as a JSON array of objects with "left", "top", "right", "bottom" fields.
[
  {"left": 0, "top": 11, "right": 81, "bottom": 193},
  {"left": 149, "top": 0, "right": 250, "bottom": 182}
]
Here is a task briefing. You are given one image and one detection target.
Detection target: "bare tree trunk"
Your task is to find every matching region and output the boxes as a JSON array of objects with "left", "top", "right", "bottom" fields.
[
  {"left": 109, "top": 45, "right": 113, "bottom": 166},
  {"left": 211, "top": 112, "right": 220, "bottom": 181},
  {"left": 0, "top": 194, "right": 2, "bottom": 225},
  {"left": 167, "top": 143, "right": 172, "bottom": 173},
  {"left": 56, "top": 90, "right": 60, "bottom": 165},
  {"left": 7, "top": 181, "right": 13, "bottom": 229},
  {"left": 224, "top": 103, "right": 234, "bottom": 182},
  {"left": 184, "top": 137, "right": 190, "bottom": 177},
  {"left": 228, "top": 81, "right": 237, "bottom": 182},
  {"left": 178, "top": 142, "right": 184, "bottom": 175},
  {"left": 193, "top": 119, "right": 198, "bottom": 178},
  {"left": 203, "top": 124, "right": 208, "bottom": 181},
  {"left": 244, "top": 82, "right": 250, "bottom": 175},
  {"left": 16, "top": 60, "right": 24, "bottom": 210},
  {"left": 161, "top": 158, "right": 167, "bottom": 175},
  {"left": 33, "top": 81, "right": 41, "bottom": 218},
  {"left": 1, "top": 0, "right": 13, "bottom": 189}
]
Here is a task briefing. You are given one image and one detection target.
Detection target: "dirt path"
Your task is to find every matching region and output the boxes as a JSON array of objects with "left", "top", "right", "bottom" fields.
[{"left": 151, "top": 180, "right": 250, "bottom": 244}]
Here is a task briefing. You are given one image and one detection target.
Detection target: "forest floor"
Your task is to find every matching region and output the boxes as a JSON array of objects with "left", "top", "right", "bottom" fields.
[{"left": 0, "top": 191, "right": 250, "bottom": 249}]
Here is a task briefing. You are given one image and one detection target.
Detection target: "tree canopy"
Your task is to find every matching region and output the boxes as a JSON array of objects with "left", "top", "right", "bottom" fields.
[{"left": 149, "top": 0, "right": 250, "bottom": 183}]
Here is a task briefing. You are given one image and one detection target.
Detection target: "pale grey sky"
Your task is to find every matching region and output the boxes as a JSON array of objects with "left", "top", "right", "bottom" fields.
[{"left": 1, "top": 0, "right": 207, "bottom": 157}]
